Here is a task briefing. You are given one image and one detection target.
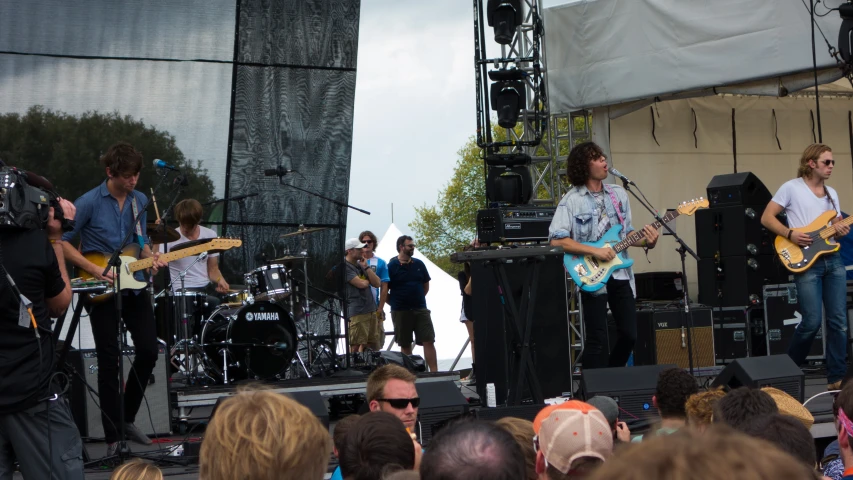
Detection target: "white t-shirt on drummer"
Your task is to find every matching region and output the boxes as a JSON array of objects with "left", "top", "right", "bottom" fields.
[
  {"left": 158, "top": 226, "right": 219, "bottom": 290},
  {"left": 771, "top": 177, "right": 841, "bottom": 229}
]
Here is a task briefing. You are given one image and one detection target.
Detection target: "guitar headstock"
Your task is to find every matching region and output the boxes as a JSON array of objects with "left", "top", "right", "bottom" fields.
[{"left": 676, "top": 197, "right": 709, "bottom": 216}]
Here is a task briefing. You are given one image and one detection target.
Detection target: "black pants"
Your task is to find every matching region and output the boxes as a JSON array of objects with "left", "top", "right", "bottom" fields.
[
  {"left": 580, "top": 278, "right": 637, "bottom": 370},
  {"left": 86, "top": 291, "right": 158, "bottom": 443},
  {"left": 0, "top": 397, "right": 84, "bottom": 480}
]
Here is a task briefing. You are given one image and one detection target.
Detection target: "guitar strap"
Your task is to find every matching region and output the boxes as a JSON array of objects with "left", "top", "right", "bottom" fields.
[
  {"left": 604, "top": 184, "right": 626, "bottom": 231},
  {"left": 130, "top": 193, "right": 145, "bottom": 248}
]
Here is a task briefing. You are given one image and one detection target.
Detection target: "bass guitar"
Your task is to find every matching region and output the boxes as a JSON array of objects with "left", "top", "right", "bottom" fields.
[
  {"left": 79, "top": 238, "right": 242, "bottom": 304},
  {"left": 774, "top": 210, "right": 851, "bottom": 273},
  {"left": 564, "top": 198, "right": 708, "bottom": 292}
]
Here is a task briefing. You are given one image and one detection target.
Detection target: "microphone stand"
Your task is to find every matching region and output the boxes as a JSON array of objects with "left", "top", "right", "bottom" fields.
[
  {"left": 176, "top": 251, "right": 208, "bottom": 384},
  {"left": 274, "top": 173, "right": 370, "bottom": 369},
  {"left": 615, "top": 177, "right": 700, "bottom": 376},
  {"left": 100, "top": 169, "right": 182, "bottom": 462}
]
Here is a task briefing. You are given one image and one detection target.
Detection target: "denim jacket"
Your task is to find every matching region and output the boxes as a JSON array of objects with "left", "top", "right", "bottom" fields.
[{"left": 549, "top": 183, "right": 636, "bottom": 296}]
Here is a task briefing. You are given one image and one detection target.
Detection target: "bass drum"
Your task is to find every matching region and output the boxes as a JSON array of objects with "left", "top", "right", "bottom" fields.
[{"left": 200, "top": 302, "right": 296, "bottom": 382}]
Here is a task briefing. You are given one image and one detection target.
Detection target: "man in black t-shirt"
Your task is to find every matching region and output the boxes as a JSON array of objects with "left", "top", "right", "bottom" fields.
[
  {"left": 387, "top": 235, "right": 437, "bottom": 372},
  {"left": 0, "top": 198, "right": 83, "bottom": 479}
]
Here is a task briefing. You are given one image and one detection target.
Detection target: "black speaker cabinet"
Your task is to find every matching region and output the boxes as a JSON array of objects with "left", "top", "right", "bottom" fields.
[
  {"left": 706, "top": 172, "right": 772, "bottom": 207},
  {"left": 416, "top": 381, "right": 469, "bottom": 446},
  {"left": 471, "top": 255, "right": 571, "bottom": 405},
  {"left": 580, "top": 364, "right": 676, "bottom": 424},
  {"left": 695, "top": 206, "right": 778, "bottom": 258},
  {"left": 210, "top": 390, "right": 329, "bottom": 429},
  {"left": 711, "top": 355, "right": 805, "bottom": 402},
  {"left": 698, "top": 255, "right": 786, "bottom": 307},
  {"left": 68, "top": 345, "right": 171, "bottom": 439},
  {"left": 712, "top": 306, "right": 767, "bottom": 363}
]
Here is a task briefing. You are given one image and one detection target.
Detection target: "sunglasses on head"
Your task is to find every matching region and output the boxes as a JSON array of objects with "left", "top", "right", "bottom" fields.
[{"left": 378, "top": 398, "right": 420, "bottom": 409}]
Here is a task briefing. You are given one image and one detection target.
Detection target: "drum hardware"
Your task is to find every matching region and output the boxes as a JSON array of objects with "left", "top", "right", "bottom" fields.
[
  {"left": 278, "top": 226, "right": 329, "bottom": 238},
  {"left": 171, "top": 251, "right": 210, "bottom": 384},
  {"left": 244, "top": 264, "right": 291, "bottom": 302}
]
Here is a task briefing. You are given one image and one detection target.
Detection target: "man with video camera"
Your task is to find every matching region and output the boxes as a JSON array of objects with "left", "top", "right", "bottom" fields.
[{"left": 0, "top": 168, "right": 83, "bottom": 478}]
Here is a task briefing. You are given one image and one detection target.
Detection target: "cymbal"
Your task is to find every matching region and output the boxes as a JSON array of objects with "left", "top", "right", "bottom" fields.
[
  {"left": 147, "top": 224, "right": 179, "bottom": 243},
  {"left": 270, "top": 255, "right": 309, "bottom": 264},
  {"left": 279, "top": 227, "right": 328, "bottom": 238}
]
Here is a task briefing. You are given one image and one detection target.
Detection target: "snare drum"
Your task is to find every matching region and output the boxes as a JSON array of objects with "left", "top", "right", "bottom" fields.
[
  {"left": 200, "top": 302, "right": 296, "bottom": 382},
  {"left": 224, "top": 289, "right": 251, "bottom": 305},
  {"left": 244, "top": 264, "right": 291, "bottom": 302}
]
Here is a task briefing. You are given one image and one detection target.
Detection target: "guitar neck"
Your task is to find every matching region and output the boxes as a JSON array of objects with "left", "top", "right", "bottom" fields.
[
  {"left": 820, "top": 214, "right": 853, "bottom": 239},
  {"left": 613, "top": 211, "right": 680, "bottom": 253},
  {"left": 129, "top": 243, "right": 216, "bottom": 272}
]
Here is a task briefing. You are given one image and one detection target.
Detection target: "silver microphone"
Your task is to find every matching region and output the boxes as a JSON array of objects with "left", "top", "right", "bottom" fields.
[{"left": 609, "top": 168, "right": 635, "bottom": 186}]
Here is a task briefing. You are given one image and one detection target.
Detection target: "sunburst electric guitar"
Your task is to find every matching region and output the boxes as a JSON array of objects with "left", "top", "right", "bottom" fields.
[
  {"left": 774, "top": 210, "right": 851, "bottom": 273},
  {"left": 79, "top": 238, "right": 242, "bottom": 304},
  {"left": 564, "top": 198, "right": 709, "bottom": 292}
]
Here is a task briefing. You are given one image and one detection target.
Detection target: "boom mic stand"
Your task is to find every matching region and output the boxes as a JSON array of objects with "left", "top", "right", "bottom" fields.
[
  {"left": 614, "top": 175, "right": 701, "bottom": 375},
  {"left": 100, "top": 169, "right": 182, "bottom": 462},
  {"left": 272, "top": 170, "right": 369, "bottom": 368}
]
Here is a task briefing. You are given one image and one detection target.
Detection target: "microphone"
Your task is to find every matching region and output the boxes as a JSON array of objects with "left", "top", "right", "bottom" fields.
[
  {"left": 264, "top": 166, "right": 294, "bottom": 177},
  {"left": 153, "top": 159, "right": 180, "bottom": 171},
  {"left": 608, "top": 168, "right": 635, "bottom": 186},
  {"left": 23, "top": 171, "right": 55, "bottom": 192}
]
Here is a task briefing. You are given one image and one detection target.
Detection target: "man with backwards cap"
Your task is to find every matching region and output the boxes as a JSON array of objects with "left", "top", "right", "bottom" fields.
[{"left": 533, "top": 400, "right": 613, "bottom": 479}]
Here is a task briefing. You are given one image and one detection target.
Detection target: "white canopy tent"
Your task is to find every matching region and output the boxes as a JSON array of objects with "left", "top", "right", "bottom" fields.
[
  {"left": 374, "top": 224, "right": 472, "bottom": 372},
  {"left": 543, "top": 0, "right": 853, "bottom": 297}
]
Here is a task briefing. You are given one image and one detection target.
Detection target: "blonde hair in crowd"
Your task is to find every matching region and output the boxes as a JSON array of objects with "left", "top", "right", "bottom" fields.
[
  {"left": 797, "top": 143, "right": 832, "bottom": 178},
  {"left": 109, "top": 458, "right": 163, "bottom": 480},
  {"left": 494, "top": 417, "right": 537, "bottom": 480},
  {"left": 200, "top": 388, "right": 331, "bottom": 480}
]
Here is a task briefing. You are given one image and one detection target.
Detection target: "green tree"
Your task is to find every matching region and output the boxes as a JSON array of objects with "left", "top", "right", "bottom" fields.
[{"left": 0, "top": 106, "right": 215, "bottom": 214}]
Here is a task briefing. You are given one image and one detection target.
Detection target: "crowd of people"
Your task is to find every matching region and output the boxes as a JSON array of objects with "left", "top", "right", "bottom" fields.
[{"left": 171, "top": 364, "right": 848, "bottom": 480}]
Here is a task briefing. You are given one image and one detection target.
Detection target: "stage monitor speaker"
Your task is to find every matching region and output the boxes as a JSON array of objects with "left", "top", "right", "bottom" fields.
[
  {"left": 694, "top": 206, "right": 779, "bottom": 258},
  {"left": 711, "top": 354, "right": 805, "bottom": 402},
  {"left": 471, "top": 255, "right": 571, "bottom": 405},
  {"left": 697, "top": 255, "right": 786, "bottom": 307},
  {"left": 706, "top": 172, "right": 771, "bottom": 207},
  {"left": 653, "top": 308, "right": 715, "bottom": 369},
  {"left": 631, "top": 309, "right": 656, "bottom": 366},
  {"left": 68, "top": 345, "right": 171, "bottom": 439},
  {"left": 417, "top": 381, "right": 470, "bottom": 446},
  {"left": 210, "top": 390, "right": 329, "bottom": 430},
  {"left": 580, "top": 364, "right": 676, "bottom": 424},
  {"left": 474, "top": 404, "right": 545, "bottom": 423}
]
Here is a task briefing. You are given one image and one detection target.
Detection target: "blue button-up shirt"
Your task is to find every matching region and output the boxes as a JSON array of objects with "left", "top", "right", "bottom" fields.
[
  {"left": 549, "top": 183, "right": 636, "bottom": 296},
  {"left": 62, "top": 180, "right": 150, "bottom": 283}
]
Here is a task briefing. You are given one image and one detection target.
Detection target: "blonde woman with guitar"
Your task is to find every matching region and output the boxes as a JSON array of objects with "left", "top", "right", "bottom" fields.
[{"left": 761, "top": 143, "right": 850, "bottom": 390}]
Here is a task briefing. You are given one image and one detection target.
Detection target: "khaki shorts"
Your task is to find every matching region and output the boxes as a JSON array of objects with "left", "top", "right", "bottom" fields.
[
  {"left": 391, "top": 308, "right": 435, "bottom": 347},
  {"left": 349, "top": 312, "right": 377, "bottom": 346},
  {"left": 373, "top": 311, "right": 386, "bottom": 350}
]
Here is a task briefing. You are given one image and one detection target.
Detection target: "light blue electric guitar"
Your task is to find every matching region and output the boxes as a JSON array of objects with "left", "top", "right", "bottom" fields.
[{"left": 564, "top": 198, "right": 708, "bottom": 292}]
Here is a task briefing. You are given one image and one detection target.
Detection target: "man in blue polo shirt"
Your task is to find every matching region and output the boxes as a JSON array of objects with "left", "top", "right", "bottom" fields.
[
  {"left": 61, "top": 142, "right": 165, "bottom": 456},
  {"left": 387, "top": 235, "right": 437, "bottom": 372}
]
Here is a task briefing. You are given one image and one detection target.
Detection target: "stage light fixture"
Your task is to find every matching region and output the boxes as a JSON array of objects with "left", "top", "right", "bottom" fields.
[
  {"left": 487, "top": 0, "right": 522, "bottom": 45},
  {"left": 485, "top": 153, "right": 532, "bottom": 205},
  {"left": 489, "top": 68, "right": 526, "bottom": 128}
]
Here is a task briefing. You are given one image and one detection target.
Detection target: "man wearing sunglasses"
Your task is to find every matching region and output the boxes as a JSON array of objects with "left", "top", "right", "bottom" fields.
[
  {"left": 762, "top": 143, "right": 850, "bottom": 391},
  {"left": 388, "top": 235, "right": 438, "bottom": 372},
  {"left": 367, "top": 364, "right": 420, "bottom": 431}
]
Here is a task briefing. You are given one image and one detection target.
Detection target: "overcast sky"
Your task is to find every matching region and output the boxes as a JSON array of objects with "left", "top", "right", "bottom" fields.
[{"left": 345, "top": 0, "right": 477, "bottom": 240}]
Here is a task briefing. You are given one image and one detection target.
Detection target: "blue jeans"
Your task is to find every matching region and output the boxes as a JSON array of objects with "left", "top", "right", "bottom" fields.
[{"left": 789, "top": 253, "right": 848, "bottom": 383}]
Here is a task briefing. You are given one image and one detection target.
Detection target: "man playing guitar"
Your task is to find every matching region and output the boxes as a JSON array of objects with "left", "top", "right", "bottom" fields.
[
  {"left": 761, "top": 143, "right": 850, "bottom": 390},
  {"left": 549, "top": 141, "right": 658, "bottom": 370},
  {"left": 61, "top": 142, "right": 166, "bottom": 455}
]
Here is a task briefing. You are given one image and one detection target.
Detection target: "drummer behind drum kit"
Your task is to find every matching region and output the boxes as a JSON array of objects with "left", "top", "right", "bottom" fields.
[{"left": 157, "top": 225, "right": 337, "bottom": 385}]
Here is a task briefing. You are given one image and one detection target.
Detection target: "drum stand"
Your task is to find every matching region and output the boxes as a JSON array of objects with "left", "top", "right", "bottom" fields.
[{"left": 170, "top": 252, "right": 209, "bottom": 384}]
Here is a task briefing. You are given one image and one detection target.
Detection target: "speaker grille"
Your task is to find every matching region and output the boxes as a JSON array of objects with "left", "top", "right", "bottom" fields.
[
  {"left": 655, "top": 327, "right": 715, "bottom": 369},
  {"left": 761, "top": 379, "right": 802, "bottom": 403}
]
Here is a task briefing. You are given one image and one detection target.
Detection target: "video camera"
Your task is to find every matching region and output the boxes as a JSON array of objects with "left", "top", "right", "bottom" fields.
[{"left": 0, "top": 167, "right": 74, "bottom": 232}]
